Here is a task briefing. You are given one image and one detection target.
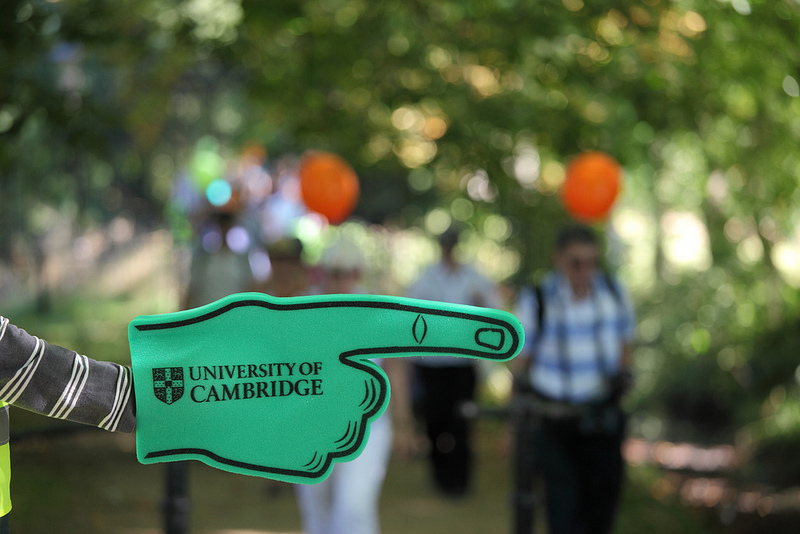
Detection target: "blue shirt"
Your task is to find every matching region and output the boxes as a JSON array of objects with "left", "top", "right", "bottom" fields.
[{"left": 514, "top": 272, "right": 635, "bottom": 403}]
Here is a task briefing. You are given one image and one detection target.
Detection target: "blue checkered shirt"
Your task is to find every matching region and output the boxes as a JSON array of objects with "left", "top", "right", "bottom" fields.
[{"left": 514, "top": 272, "right": 635, "bottom": 404}]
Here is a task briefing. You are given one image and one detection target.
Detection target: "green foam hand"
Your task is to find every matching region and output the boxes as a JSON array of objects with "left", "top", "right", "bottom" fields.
[{"left": 129, "top": 292, "right": 523, "bottom": 484}]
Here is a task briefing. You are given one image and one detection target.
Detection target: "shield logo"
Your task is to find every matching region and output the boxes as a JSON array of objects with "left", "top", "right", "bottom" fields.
[{"left": 153, "top": 367, "right": 184, "bottom": 405}]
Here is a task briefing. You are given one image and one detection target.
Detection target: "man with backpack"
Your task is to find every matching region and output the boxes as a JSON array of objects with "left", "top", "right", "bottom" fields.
[{"left": 511, "top": 224, "right": 636, "bottom": 534}]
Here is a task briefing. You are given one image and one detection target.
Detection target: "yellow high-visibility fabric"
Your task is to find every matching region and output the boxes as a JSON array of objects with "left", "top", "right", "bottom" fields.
[{"left": 0, "top": 402, "right": 10, "bottom": 516}]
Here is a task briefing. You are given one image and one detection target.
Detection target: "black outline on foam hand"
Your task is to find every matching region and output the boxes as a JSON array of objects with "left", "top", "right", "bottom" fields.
[
  {"left": 133, "top": 296, "right": 520, "bottom": 480},
  {"left": 413, "top": 314, "right": 428, "bottom": 344}
]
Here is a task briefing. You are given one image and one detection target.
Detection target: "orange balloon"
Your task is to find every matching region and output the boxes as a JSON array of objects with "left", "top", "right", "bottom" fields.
[
  {"left": 561, "top": 151, "right": 621, "bottom": 222},
  {"left": 299, "top": 152, "right": 360, "bottom": 224}
]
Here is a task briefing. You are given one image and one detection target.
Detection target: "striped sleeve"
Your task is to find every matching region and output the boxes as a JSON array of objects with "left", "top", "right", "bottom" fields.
[{"left": 0, "top": 316, "right": 136, "bottom": 433}]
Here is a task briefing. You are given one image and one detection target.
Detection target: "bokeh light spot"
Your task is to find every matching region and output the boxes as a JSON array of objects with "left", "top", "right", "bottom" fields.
[{"left": 206, "top": 179, "right": 232, "bottom": 207}]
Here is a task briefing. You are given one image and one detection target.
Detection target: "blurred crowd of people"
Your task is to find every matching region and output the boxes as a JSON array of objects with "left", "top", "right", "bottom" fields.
[{"left": 178, "top": 163, "right": 635, "bottom": 534}]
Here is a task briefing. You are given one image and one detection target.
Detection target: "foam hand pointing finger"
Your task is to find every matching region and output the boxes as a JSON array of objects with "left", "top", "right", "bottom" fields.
[{"left": 129, "top": 292, "right": 523, "bottom": 484}]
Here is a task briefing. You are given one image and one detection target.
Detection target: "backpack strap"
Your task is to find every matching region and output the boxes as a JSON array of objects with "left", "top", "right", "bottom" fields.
[
  {"left": 601, "top": 271, "right": 621, "bottom": 303},
  {"left": 533, "top": 284, "right": 545, "bottom": 335}
]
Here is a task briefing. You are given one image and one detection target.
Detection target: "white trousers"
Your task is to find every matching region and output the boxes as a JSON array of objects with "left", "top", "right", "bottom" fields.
[{"left": 295, "top": 414, "right": 393, "bottom": 534}]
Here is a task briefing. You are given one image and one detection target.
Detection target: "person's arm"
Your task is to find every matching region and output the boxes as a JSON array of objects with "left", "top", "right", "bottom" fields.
[
  {"left": 616, "top": 278, "right": 636, "bottom": 366},
  {"left": 383, "top": 357, "right": 416, "bottom": 458},
  {"left": 0, "top": 316, "right": 135, "bottom": 433},
  {"left": 613, "top": 280, "right": 636, "bottom": 398},
  {"left": 620, "top": 341, "right": 633, "bottom": 370},
  {"left": 509, "top": 287, "right": 537, "bottom": 388},
  {"left": 509, "top": 347, "right": 533, "bottom": 385}
]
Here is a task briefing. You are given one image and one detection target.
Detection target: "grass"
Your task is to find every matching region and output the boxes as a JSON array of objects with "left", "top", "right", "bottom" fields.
[{"left": 5, "top": 414, "right": 729, "bottom": 534}]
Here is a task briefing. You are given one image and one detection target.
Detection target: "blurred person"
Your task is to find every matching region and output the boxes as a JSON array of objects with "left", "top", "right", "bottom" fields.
[
  {"left": 406, "top": 226, "right": 501, "bottom": 497},
  {"left": 184, "top": 210, "right": 257, "bottom": 308},
  {"left": 295, "top": 239, "right": 414, "bottom": 534},
  {"left": 259, "top": 237, "right": 308, "bottom": 298},
  {"left": 0, "top": 316, "right": 136, "bottom": 533},
  {"left": 511, "top": 224, "right": 636, "bottom": 534}
]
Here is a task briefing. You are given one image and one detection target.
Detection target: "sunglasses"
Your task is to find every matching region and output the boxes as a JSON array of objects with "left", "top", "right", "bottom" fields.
[{"left": 566, "top": 256, "right": 598, "bottom": 270}]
